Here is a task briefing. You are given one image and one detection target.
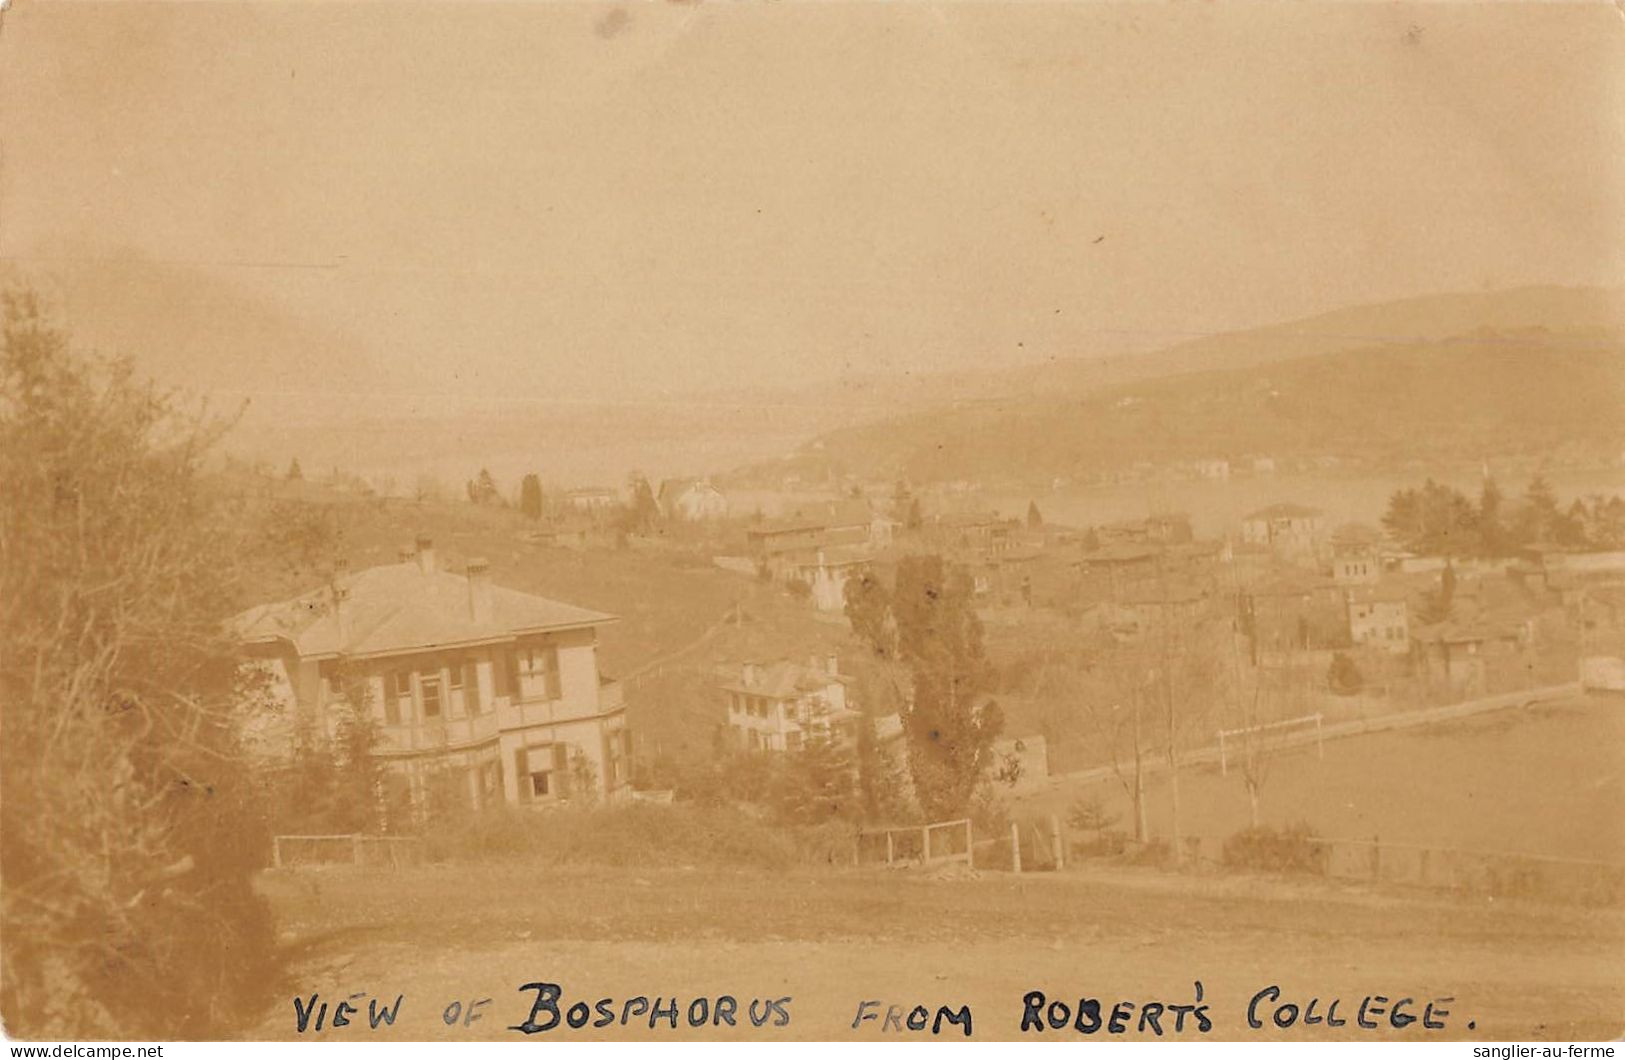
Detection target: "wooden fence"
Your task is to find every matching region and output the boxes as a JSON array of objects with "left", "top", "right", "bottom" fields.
[
  {"left": 856, "top": 818, "right": 973, "bottom": 869},
  {"left": 271, "top": 834, "right": 423, "bottom": 869}
]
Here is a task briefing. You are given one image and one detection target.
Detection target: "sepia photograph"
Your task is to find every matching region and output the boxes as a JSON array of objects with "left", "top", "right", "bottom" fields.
[{"left": 1, "top": 0, "right": 1623, "bottom": 1046}]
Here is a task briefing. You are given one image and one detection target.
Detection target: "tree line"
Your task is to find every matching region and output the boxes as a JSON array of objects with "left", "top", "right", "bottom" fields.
[{"left": 1381, "top": 475, "right": 1624, "bottom": 557}]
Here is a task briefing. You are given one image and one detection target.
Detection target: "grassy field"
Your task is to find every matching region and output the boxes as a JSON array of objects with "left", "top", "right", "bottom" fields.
[
  {"left": 250, "top": 860, "right": 1625, "bottom": 1041},
  {"left": 1013, "top": 696, "right": 1625, "bottom": 866}
]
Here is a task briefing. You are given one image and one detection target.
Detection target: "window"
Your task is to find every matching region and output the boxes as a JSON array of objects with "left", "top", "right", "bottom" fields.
[
  {"left": 449, "top": 665, "right": 463, "bottom": 693},
  {"left": 421, "top": 677, "right": 442, "bottom": 719},
  {"left": 464, "top": 661, "right": 481, "bottom": 714},
  {"left": 387, "top": 670, "right": 411, "bottom": 725},
  {"left": 513, "top": 645, "right": 560, "bottom": 701},
  {"left": 531, "top": 771, "right": 550, "bottom": 797}
]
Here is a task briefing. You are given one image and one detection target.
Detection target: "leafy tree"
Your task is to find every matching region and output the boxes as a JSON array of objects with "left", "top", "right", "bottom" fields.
[
  {"left": 1417, "top": 562, "right": 1458, "bottom": 625},
  {"left": 270, "top": 655, "right": 386, "bottom": 834},
  {"left": 519, "top": 473, "right": 545, "bottom": 521},
  {"left": 1477, "top": 477, "right": 1506, "bottom": 556},
  {"left": 0, "top": 291, "right": 275, "bottom": 1037},
  {"left": 466, "top": 467, "right": 502, "bottom": 506},
  {"left": 622, "top": 471, "right": 660, "bottom": 534},
  {"left": 848, "top": 555, "right": 1003, "bottom": 819},
  {"left": 854, "top": 711, "right": 907, "bottom": 822},
  {"left": 778, "top": 731, "right": 858, "bottom": 824},
  {"left": 843, "top": 569, "right": 897, "bottom": 661},
  {"left": 1327, "top": 652, "right": 1364, "bottom": 695},
  {"left": 1382, "top": 479, "right": 1478, "bottom": 555},
  {"left": 1027, "top": 500, "right": 1044, "bottom": 529},
  {"left": 286, "top": 456, "right": 303, "bottom": 481}
]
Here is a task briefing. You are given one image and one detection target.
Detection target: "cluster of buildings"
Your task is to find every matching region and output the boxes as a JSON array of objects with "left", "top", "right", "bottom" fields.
[{"left": 232, "top": 470, "right": 1625, "bottom": 827}]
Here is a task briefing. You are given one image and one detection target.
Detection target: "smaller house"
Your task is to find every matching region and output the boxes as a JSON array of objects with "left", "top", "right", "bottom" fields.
[
  {"left": 1345, "top": 585, "right": 1409, "bottom": 654},
  {"left": 657, "top": 478, "right": 729, "bottom": 522},
  {"left": 1240, "top": 569, "right": 1348, "bottom": 652},
  {"left": 1097, "top": 513, "right": 1193, "bottom": 548},
  {"left": 1109, "top": 578, "right": 1210, "bottom": 641},
  {"left": 722, "top": 656, "right": 856, "bottom": 752},
  {"left": 1241, "top": 503, "right": 1326, "bottom": 564},
  {"left": 929, "top": 510, "right": 1017, "bottom": 552},
  {"left": 746, "top": 499, "right": 882, "bottom": 559},
  {"left": 782, "top": 546, "right": 874, "bottom": 613},
  {"left": 1330, "top": 523, "right": 1384, "bottom": 585},
  {"left": 1411, "top": 619, "right": 1528, "bottom": 697},
  {"left": 563, "top": 487, "right": 621, "bottom": 513}
]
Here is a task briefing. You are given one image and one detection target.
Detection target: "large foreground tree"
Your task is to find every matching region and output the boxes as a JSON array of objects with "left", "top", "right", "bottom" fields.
[{"left": 0, "top": 292, "right": 275, "bottom": 1037}]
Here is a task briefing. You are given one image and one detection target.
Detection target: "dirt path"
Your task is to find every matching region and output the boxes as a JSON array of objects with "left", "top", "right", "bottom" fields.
[{"left": 250, "top": 863, "right": 1625, "bottom": 1041}]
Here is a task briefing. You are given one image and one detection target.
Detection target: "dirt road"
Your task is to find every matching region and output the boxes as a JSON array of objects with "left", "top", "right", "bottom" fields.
[{"left": 251, "top": 861, "right": 1625, "bottom": 1041}]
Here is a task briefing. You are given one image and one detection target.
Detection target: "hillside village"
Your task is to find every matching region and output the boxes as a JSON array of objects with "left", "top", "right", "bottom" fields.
[{"left": 226, "top": 452, "right": 1625, "bottom": 832}]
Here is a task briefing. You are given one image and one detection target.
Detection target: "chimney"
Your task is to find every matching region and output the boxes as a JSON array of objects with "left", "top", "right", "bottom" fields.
[
  {"left": 330, "top": 558, "right": 352, "bottom": 645},
  {"left": 415, "top": 535, "right": 436, "bottom": 575},
  {"left": 466, "top": 558, "right": 493, "bottom": 623},
  {"left": 826, "top": 653, "right": 838, "bottom": 677}
]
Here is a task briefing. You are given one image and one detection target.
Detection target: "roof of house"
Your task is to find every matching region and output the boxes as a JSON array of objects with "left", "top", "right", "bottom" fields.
[
  {"left": 231, "top": 559, "right": 616, "bottom": 659},
  {"left": 749, "top": 498, "right": 876, "bottom": 536},
  {"left": 659, "top": 477, "right": 722, "bottom": 501},
  {"left": 1078, "top": 543, "right": 1163, "bottom": 564},
  {"left": 720, "top": 659, "right": 845, "bottom": 699},
  {"left": 1245, "top": 570, "right": 1339, "bottom": 598},
  {"left": 1244, "top": 503, "right": 1325, "bottom": 521},
  {"left": 781, "top": 543, "right": 876, "bottom": 567},
  {"left": 1345, "top": 584, "right": 1410, "bottom": 605}
]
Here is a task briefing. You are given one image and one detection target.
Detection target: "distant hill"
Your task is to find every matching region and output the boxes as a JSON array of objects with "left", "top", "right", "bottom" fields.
[
  {"left": 0, "top": 252, "right": 380, "bottom": 397},
  {"left": 705, "top": 285, "right": 1625, "bottom": 426},
  {"left": 725, "top": 286, "right": 1625, "bottom": 487}
]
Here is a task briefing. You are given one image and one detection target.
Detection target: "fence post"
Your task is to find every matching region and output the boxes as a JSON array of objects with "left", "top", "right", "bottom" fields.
[
  {"left": 351, "top": 834, "right": 362, "bottom": 867},
  {"left": 1371, "top": 834, "right": 1381, "bottom": 881},
  {"left": 886, "top": 831, "right": 894, "bottom": 866},
  {"left": 921, "top": 826, "right": 930, "bottom": 864},
  {"left": 271, "top": 836, "right": 282, "bottom": 869},
  {"left": 1218, "top": 731, "right": 1227, "bottom": 775},
  {"left": 1049, "top": 815, "right": 1064, "bottom": 870},
  {"left": 1011, "top": 822, "right": 1022, "bottom": 874}
]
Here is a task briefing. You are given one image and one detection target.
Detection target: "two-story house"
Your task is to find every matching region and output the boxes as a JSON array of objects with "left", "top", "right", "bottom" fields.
[
  {"left": 721, "top": 656, "right": 855, "bottom": 752},
  {"left": 232, "top": 537, "right": 631, "bottom": 820},
  {"left": 1241, "top": 503, "right": 1326, "bottom": 565},
  {"left": 1345, "top": 585, "right": 1409, "bottom": 654}
]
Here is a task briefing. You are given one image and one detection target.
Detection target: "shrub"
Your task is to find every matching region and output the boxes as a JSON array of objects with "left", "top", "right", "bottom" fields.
[
  {"left": 1327, "top": 652, "right": 1364, "bottom": 695},
  {"left": 0, "top": 293, "right": 277, "bottom": 1038},
  {"left": 1222, "top": 822, "right": 1329, "bottom": 875}
]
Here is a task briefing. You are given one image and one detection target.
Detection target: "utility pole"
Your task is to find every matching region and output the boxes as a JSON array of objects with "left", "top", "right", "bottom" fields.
[{"left": 1157, "top": 550, "right": 1183, "bottom": 866}]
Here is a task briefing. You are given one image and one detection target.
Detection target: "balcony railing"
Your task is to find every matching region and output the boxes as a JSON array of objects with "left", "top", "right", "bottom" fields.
[{"left": 375, "top": 709, "right": 500, "bottom": 753}]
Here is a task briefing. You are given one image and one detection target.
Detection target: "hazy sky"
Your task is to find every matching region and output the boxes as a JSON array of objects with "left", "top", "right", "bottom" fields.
[{"left": 3, "top": 0, "right": 1623, "bottom": 404}]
